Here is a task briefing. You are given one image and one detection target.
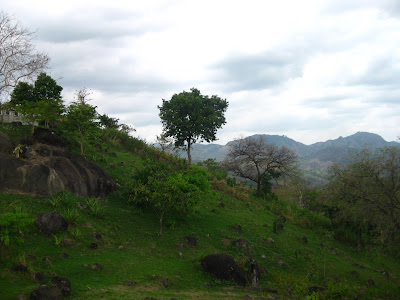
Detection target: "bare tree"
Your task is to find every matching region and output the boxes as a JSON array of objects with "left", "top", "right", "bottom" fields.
[
  {"left": 0, "top": 11, "right": 50, "bottom": 97},
  {"left": 223, "top": 136, "right": 298, "bottom": 193}
]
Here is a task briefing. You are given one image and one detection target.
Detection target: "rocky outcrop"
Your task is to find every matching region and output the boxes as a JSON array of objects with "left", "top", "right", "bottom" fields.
[
  {"left": 0, "top": 131, "right": 13, "bottom": 154},
  {"left": 34, "top": 212, "right": 68, "bottom": 234},
  {"left": 201, "top": 253, "right": 246, "bottom": 285},
  {"left": 0, "top": 130, "right": 116, "bottom": 197}
]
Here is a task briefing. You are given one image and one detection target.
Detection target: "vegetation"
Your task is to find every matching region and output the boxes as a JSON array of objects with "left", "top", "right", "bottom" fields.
[
  {"left": 158, "top": 88, "right": 228, "bottom": 165},
  {"left": 223, "top": 136, "right": 299, "bottom": 194},
  {"left": 0, "top": 124, "right": 399, "bottom": 299}
]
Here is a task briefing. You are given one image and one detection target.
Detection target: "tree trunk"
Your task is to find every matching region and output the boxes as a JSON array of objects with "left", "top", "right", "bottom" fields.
[
  {"left": 80, "top": 141, "right": 84, "bottom": 156},
  {"left": 30, "top": 123, "right": 35, "bottom": 135},
  {"left": 187, "top": 140, "right": 192, "bottom": 166}
]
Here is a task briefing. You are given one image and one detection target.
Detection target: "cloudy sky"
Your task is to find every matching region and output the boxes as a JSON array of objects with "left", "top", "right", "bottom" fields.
[{"left": 2, "top": 0, "right": 400, "bottom": 145}]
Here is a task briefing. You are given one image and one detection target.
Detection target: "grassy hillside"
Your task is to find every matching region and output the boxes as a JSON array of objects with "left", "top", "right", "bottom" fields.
[{"left": 1, "top": 125, "right": 399, "bottom": 299}]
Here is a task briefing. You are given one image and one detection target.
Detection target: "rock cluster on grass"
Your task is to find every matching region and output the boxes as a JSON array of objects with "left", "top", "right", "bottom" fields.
[{"left": 29, "top": 275, "right": 71, "bottom": 299}]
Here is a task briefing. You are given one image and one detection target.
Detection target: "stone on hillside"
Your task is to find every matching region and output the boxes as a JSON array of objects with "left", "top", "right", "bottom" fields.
[
  {"left": 32, "top": 272, "right": 46, "bottom": 282},
  {"left": 279, "top": 215, "right": 286, "bottom": 223},
  {"left": 34, "top": 212, "right": 68, "bottom": 235},
  {"left": 92, "top": 232, "right": 102, "bottom": 241},
  {"left": 63, "top": 238, "right": 74, "bottom": 246},
  {"left": 160, "top": 278, "right": 169, "bottom": 287},
  {"left": 91, "top": 263, "right": 102, "bottom": 270},
  {"left": 244, "top": 254, "right": 261, "bottom": 287},
  {"left": 33, "top": 128, "right": 66, "bottom": 147},
  {"left": 329, "top": 247, "right": 337, "bottom": 254},
  {"left": 366, "top": 279, "right": 375, "bottom": 287},
  {"left": 12, "top": 262, "right": 28, "bottom": 272},
  {"left": 301, "top": 236, "right": 308, "bottom": 243},
  {"left": 235, "top": 238, "right": 252, "bottom": 251},
  {"left": 37, "top": 145, "right": 51, "bottom": 157},
  {"left": 20, "top": 136, "right": 34, "bottom": 145},
  {"left": 89, "top": 243, "right": 98, "bottom": 249},
  {"left": 30, "top": 285, "right": 63, "bottom": 300},
  {"left": 201, "top": 253, "right": 247, "bottom": 286},
  {"left": 276, "top": 223, "right": 284, "bottom": 230},
  {"left": 184, "top": 236, "right": 197, "bottom": 246},
  {"left": 0, "top": 131, "right": 13, "bottom": 153},
  {"left": 15, "top": 294, "right": 27, "bottom": 300},
  {"left": 175, "top": 243, "right": 184, "bottom": 249},
  {"left": 266, "top": 238, "right": 275, "bottom": 244},
  {"left": 21, "top": 145, "right": 33, "bottom": 159},
  {"left": 52, "top": 276, "right": 71, "bottom": 296},
  {"left": 124, "top": 280, "right": 137, "bottom": 286},
  {"left": 233, "top": 224, "right": 243, "bottom": 232}
]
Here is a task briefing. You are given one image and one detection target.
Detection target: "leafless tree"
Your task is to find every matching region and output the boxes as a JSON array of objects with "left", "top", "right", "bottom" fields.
[
  {"left": 0, "top": 11, "right": 50, "bottom": 97},
  {"left": 73, "top": 87, "right": 93, "bottom": 106},
  {"left": 223, "top": 136, "right": 299, "bottom": 193}
]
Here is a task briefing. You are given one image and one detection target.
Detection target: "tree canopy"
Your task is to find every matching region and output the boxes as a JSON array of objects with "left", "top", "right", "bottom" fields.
[
  {"left": 223, "top": 136, "right": 298, "bottom": 194},
  {"left": 158, "top": 88, "right": 228, "bottom": 165}
]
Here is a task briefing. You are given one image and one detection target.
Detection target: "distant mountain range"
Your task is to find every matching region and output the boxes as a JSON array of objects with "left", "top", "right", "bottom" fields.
[{"left": 182, "top": 132, "right": 399, "bottom": 184}]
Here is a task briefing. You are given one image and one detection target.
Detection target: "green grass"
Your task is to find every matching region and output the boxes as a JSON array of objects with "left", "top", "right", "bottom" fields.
[{"left": 0, "top": 126, "right": 399, "bottom": 299}]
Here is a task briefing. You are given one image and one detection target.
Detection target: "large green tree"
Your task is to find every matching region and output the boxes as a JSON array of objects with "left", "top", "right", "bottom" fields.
[
  {"left": 9, "top": 73, "right": 64, "bottom": 129},
  {"left": 158, "top": 88, "right": 228, "bottom": 165}
]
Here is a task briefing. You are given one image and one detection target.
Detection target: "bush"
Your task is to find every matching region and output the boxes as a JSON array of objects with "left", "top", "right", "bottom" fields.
[{"left": 0, "top": 213, "right": 33, "bottom": 246}]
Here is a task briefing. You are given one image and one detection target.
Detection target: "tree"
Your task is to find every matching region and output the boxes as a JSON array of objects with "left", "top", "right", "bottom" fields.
[
  {"left": 326, "top": 146, "right": 400, "bottom": 254},
  {"left": 9, "top": 73, "right": 64, "bottom": 129},
  {"left": 98, "top": 114, "right": 120, "bottom": 129},
  {"left": 158, "top": 88, "right": 228, "bottom": 165},
  {"left": 60, "top": 88, "right": 99, "bottom": 156},
  {"left": 0, "top": 11, "right": 50, "bottom": 97},
  {"left": 223, "top": 136, "right": 298, "bottom": 194},
  {"left": 130, "top": 160, "right": 210, "bottom": 235}
]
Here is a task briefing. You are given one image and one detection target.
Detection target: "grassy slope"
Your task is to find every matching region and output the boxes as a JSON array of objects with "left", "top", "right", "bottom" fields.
[{"left": 0, "top": 127, "right": 399, "bottom": 299}]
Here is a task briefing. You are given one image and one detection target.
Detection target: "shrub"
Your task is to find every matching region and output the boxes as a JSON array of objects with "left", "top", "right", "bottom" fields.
[
  {"left": 0, "top": 213, "right": 33, "bottom": 246},
  {"left": 85, "top": 198, "right": 106, "bottom": 218}
]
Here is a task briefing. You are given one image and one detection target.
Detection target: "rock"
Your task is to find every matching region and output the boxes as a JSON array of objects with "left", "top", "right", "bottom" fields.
[
  {"left": 21, "top": 145, "right": 33, "bottom": 159},
  {"left": 366, "top": 279, "right": 375, "bottom": 287},
  {"left": 124, "top": 280, "right": 137, "bottom": 286},
  {"left": 352, "top": 263, "right": 365, "bottom": 269},
  {"left": 89, "top": 243, "right": 98, "bottom": 249},
  {"left": 26, "top": 253, "right": 36, "bottom": 262},
  {"left": 60, "top": 253, "right": 69, "bottom": 259},
  {"left": 266, "top": 238, "right": 275, "bottom": 244},
  {"left": 32, "top": 272, "right": 46, "bottom": 282},
  {"left": 62, "top": 238, "right": 74, "bottom": 246},
  {"left": 221, "top": 238, "right": 232, "bottom": 247},
  {"left": 235, "top": 238, "right": 252, "bottom": 251},
  {"left": 42, "top": 257, "right": 51, "bottom": 264},
  {"left": 30, "top": 285, "right": 63, "bottom": 300},
  {"left": 350, "top": 270, "right": 360, "bottom": 277},
  {"left": 0, "top": 131, "right": 14, "bottom": 153},
  {"left": 91, "top": 263, "right": 102, "bottom": 270},
  {"left": 12, "top": 262, "right": 28, "bottom": 272},
  {"left": 52, "top": 276, "right": 71, "bottom": 296},
  {"left": 244, "top": 254, "right": 261, "bottom": 287},
  {"left": 34, "top": 212, "right": 68, "bottom": 235},
  {"left": 108, "top": 163, "right": 115, "bottom": 168},
  {"left": 119, "top": 161, "right": 125, "bottom": 167},
  {"left": 118, "top": 245, "right": 124, "bottom": 250},
  {"left": 37, "top": 146, "right": 51, "bottom": 157},
  {"left": 276, "top": 223, "right": 284, "bottom": 230},
  {"left": 279, "top": 215, "right": 286, "bottom": 223},
  {"left": 33, "top": 128, "right": 66, "bottom": 147},
  {"left": 20, "top": 136, "right": 34, "bottom": 146},
  {"left": 201, "top": 253, "right": 247, "bottom": 285},
  {"left": 233, "top": 224, "right": 243, "bottom": 232},
  {"left": 328, "top": 247, "right": 337, "bottom": 254},
  {"left": 92, "top": 232, "right": 102, "bottom": 241},
  {"left": 82, "top": 222, "right": 94, "bottom": 228},
  {"left": 301, "top": 236, "right": 308, "bottom": 243},
  {"left": 277, "top": 260, "right": 286, "bottom": 267},
  {"left": 0, "top": 143, "right": 117, "bottom": 198},
  {"left": 15, "top": 294, "right": 28, "bottom": 300},
  {"left": 160, "top": 278, "right": 169, "bottom": 287},
  {"left": 261, "top": 255, "right": 266, "bottom": 259},
  {"left": 175, "top": 243, "right": 184, "bottom": 249},
  {"left": 184, "top": 236, "right": 197, "bottom": 246}
]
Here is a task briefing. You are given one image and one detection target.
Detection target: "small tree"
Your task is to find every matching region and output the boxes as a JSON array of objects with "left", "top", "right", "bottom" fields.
[
  {"left": 223, "top": 136, "right": 298, "bottom": 194},
  {"left": 60, "top": 88, "right": 99, "bottom": 156},
  {"left": 0, "top": 11, "right": 50, "bottom": 97},
  {"left": 158, "top": 88, "right": 228, "bottom": 165},
  {"left": 130, "top": 160, "right": 209, "bottom": 235}
]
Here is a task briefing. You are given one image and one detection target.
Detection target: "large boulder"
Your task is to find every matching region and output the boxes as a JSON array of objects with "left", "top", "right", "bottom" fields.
[
  {"left": 34, "top": 212, "right": 68, "bottom": 234},
  {"left": 0, "top": 131, "right": 13, "bottom": 154},
  {"left": 52, "top": 276, "right": 71, "bottom": 296},
  {"left": 0, "top": 141, "right": 116, "bottom": 197},
  {"left": 33, "top": 128, "right": 66, "bottom": 147},
  {"left": 200, "top": 253, "right": 246, "bottom": 285},
  {"left": 30, "top": 285, "right": 63, "bottom": 300}
]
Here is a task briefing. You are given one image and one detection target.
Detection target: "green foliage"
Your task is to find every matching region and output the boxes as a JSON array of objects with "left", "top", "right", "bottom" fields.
[
  {"left": 59, "top": 102, "right": 100, "bottom": 156},
  {"left": 197, "top": 158, "right": 227, "bottom": 180},
  {"left": 98, "top": 113, "right": 120, "bottom": 129},
  {"left": 130, "top": 159, "right": 210, "bottom": 235},
  {"left": 85, "top": 198, "right": 106, "bottom": 218},
  {"left": 158, "top": 87, "right": 228, "bottom": 164},
  {"left": 62, "top": 207, "right": 80, "bottom": 225},
  {"left": 0, "top": 213, "right": 32, "bottom": 246}
]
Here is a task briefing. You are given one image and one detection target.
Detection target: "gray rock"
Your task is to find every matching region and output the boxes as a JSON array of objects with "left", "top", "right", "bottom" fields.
[
  {"left": 235, "top": 238, "right": 252, "bottom": 251},
  {"left": 184, "top": 236, "right": 197, "bottom": 247},
  {"left": 34, "top": 212, "right": 68, "bottom": 235},
  {"left": 30, "top": 285, "right": 63, "bottom": 300},
  {"left": 201, "top": 253, "right": 246, "bottom": 285},
  {"left": 32, "top": 272, "right": 46, "bottom": 282},
  {"left": 0, "top": 131, "right": 14, "bottom": 154},
  {"left": 52, "top": 276, "right": 71, "bottom": 296},
  {"left": 160, "top": 278, "right": 169, "bottom": 287},
  {"left": 12, "top": 262, "right": 28, "bottom": 272}
]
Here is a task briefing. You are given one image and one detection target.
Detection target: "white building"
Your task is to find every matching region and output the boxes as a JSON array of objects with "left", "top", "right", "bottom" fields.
[{"left": 0, "top": 110, "right": 35, "bottom": 125}]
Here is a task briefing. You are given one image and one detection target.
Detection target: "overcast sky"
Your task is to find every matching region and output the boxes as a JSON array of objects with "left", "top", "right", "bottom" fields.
[{"left": 2, "top": 0, "right": 400, "bottom": 145}]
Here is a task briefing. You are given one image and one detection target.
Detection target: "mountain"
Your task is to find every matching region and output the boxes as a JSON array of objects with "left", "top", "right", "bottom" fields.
[{"left": 185, "top": 132, "right": 398, "bottom": 184}]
